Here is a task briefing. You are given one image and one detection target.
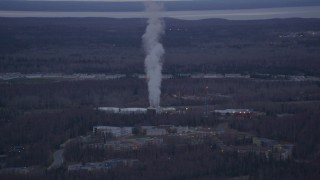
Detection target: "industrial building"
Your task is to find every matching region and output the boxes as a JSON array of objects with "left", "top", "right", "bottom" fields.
[
  {"left": 97, "top": 107, "right": 177, "bottom": 114},
  {"left": 141, "top": 126, "right": 168, "bottom": 136},
  {"left": 87, "top": 137, "right": 163, "bottom": 151},
  {"left": 253, "top": 137, "right": 277, "bottom": 147},
  {"left": 212, "top": 109, "right": 266, "bottom": 118},
  {"left": 97, "top": 107, "right": 120, "bottom": 113},
  {"left": 253, "top": 137, "right": 294, "bottom": 160},
  {"left": 93, "top": 126, "right": 133, "bottom": 137},
  {"left": 68, "top": 159, "right": 139, "bottom": 171},
  {"left": 213, "top": 109, "right": 254, "bottom": 116}
]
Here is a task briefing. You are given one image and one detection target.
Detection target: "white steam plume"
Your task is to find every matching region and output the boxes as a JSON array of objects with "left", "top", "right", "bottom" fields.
[{"left": 142, "top": 1, "right": 165, "bottom": 108}]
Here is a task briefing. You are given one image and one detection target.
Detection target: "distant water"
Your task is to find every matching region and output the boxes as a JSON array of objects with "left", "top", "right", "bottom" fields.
[{"left": 0, "top": 6, "right": 320, "bottom": 20}]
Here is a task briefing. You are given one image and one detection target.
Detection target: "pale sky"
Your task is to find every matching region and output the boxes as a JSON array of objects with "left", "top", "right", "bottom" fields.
[
  {"left": 23, "top": 0, "right": 193, "bottom": 1},
  {"left": 2, "top": 0, "right": 318, "bottom": 3}
]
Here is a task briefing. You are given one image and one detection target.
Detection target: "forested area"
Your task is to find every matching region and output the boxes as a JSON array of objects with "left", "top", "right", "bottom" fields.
[
  {"left": 1, "top": 17, "right": 320, "bottom": 179},
  {"left": 0, "top": 77, "right": 320, "bottom": 179},
  {"left": 1, "top": 18, "right": 320, "bottom": 75}
]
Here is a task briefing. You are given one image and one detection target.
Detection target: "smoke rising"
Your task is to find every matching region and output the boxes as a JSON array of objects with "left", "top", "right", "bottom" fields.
[{"left": 142, "top": 1, "right": 165, "bottom": 108}]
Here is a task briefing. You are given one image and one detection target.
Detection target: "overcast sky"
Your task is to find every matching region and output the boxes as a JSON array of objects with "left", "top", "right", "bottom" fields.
[
  {"left": 1, "top": 0, "right": 319, "bottom": 12},
  {"left": 5, "top": 0, "right": 192, "bottom": 1},
  {"left": 0, "top": 0, "right": 318, "bottom": 3},
  {"left": 1, "top": 0, "right": 316, "bottom": 2}
]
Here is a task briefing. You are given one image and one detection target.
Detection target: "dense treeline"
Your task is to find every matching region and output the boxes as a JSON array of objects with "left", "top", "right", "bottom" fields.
[
  {"left": 0, "top": 78, "right": 319, "bottom": 162},
  {"left": 0, "top": 77, "right": 319, "bottom": 177},
  {"left": 1, "top": 18, "right": 320, "bottom": 75},
  {"left": 1, "top": 79, "right": 319, "bottom": 112},
  {"left": 1, "top": 149, "right": 320, "bottom": 180},
  {"left": 0, "top": 89, "right": 319, "bottom": 179}
]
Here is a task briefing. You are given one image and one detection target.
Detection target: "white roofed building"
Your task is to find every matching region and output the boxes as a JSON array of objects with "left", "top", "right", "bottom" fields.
[
  {"left": 213, "top": 109, "right": 257, "bottom": 118},
  {"left": 97, "top": 107, "right": 120, "bottom": 113},
  {"left": 120, "top": 108, "right": 147, "bottom": 114}
]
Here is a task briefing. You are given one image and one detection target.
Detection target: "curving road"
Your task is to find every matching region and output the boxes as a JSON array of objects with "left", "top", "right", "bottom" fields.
[{"left": 48, "top": 149, "right": 64, "bottom": 170}]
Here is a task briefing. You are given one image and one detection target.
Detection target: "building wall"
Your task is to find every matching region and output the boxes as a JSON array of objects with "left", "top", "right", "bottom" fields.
[{"left": 93, "top": 126, "right": 132, "bottom": 137}]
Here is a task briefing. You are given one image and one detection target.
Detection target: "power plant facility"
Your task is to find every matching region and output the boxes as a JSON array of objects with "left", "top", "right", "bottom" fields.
[{"left": 97, "top": 107, "right": 177, "bottom": 115}]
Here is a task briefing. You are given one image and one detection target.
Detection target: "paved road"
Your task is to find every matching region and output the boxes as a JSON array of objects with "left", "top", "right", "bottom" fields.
[{"left": 48, "top": 149, "right": 64, "bottom": 170}]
